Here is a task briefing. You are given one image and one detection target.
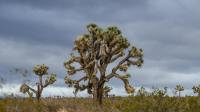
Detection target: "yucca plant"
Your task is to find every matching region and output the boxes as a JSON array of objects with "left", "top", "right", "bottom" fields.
[
  {"left": 175, "top": 84, "right": 184, "bottom": 97},
  {"left": 152, "top": 87, "right": 168, "bottom": 97},
  {"left": 20, "top": 64, "right": 56, "bottom": 101},
  {"left": 192, "top": 85, "right": 200, "bottom": 97},
  {"left": 137, "top": 86, "right": 148, "bottom": 97},
  {"left": 64, "top": 23, "right": 144, "bottom": 105}
]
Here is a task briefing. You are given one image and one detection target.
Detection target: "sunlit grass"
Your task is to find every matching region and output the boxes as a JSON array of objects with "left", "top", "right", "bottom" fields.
[{"left": 1, "top": 96, "right": 200, "bottom": 112}]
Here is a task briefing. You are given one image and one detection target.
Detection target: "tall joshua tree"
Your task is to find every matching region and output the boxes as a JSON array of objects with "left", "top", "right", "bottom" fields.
[
  {"left": 192, "top": 85, "right": 200, "bottom": 97},
  {"left": 20, "top": 64, "right": 56, "bottom": 101},
  {"left": 64, "top": 24, "right": 144, "bottom": 105},
  {"left": 175, "top": 84, "right": 184, "bottom": 97}
]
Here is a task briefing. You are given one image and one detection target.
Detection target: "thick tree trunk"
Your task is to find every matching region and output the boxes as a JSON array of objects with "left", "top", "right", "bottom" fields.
[
  {"left": 93, "top": 86, "right": 97, "bottom": 100},
  {"left": 96, "top": 83, "right": 104, "bottom": 105},
  {"left": 36, "top": 94, "right": 40, "bottom": 101},
  {"left": 92, "top": 78, "right": 98, "bottom": 100}
]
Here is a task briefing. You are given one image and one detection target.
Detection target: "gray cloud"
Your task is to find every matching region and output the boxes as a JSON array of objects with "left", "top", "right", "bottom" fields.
[{"left": 0, "top": 0, "right": 200, "bottom": 96}]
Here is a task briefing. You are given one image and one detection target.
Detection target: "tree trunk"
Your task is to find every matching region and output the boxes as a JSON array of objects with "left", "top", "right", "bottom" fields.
[
  {"left": 36, "top": 93, "right": 41, "bottom": 102},
  {"left": 36, "top": 75, "right": 43, "bottom": 102},
  {"left": 92, "top": 79, "right": 98, "bottom": 100},
  {"left": 36, "top": 84, "right": 42, "bottom": 102},
  {"left": 93, "top": 86, "right": 97, "bottom": 100},
  {"left": 96, "top": 83, "right": 104, "bottom": 106}
]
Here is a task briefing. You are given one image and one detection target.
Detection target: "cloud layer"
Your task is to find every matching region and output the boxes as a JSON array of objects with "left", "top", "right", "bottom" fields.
[{"left": 0, "top": 0, "right": 200, "bottom": 96}]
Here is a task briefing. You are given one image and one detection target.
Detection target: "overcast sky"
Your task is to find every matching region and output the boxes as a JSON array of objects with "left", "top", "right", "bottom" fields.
[{"left": 0, "top": 0, "right": 200, "bottom": 97}]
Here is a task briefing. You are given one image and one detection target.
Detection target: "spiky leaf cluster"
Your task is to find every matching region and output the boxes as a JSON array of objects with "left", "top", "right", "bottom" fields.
[
  {"left": 175, "top": 85, "right": 184, "bottom": 92},
  {"left": 33, "top": 64, "right": 48, "bottom": 76},
  {"left": 125, "top": 82, "right": 135, "bottom": 94},
  {"left": 192, "top": 85, "right": 200, "bottom": 95},
  {"left": 64, "top": 76, "right": 77, "bottom": 87},
  {"left": 44, "top": 73, "right": 57, "bottom": 86},
  {"left": 20, "top": 83, "right": 29, "bottom": 93},
  {"left": 119, "top": 64, "right": 129, "bottom": 72}
]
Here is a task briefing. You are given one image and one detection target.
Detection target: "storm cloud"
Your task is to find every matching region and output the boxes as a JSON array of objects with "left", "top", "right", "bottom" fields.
[{"left": 0, "top": 0, "right": 200, "bottom": 97}]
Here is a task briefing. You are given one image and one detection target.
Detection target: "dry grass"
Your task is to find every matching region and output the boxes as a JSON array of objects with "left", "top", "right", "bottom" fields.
[{"left": 1, "top": 96, "right": 200, "bottom": 112}]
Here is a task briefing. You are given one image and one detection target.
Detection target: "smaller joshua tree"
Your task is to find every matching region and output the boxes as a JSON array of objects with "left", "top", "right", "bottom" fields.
[
  {"left": 20, "top": 64, "right": 56, "bottom": 101},
  {"left": 175, "top": 85, "right": 184, "bottom": 97},
  {"left": 137, "top": 86, "right": 148, "bottom": 97},
  {"left": 152, "top": 87, "right": 168, "bottom": 97},
  {"left": 192, "top": 85, "right": 200, "bottom": 97}
]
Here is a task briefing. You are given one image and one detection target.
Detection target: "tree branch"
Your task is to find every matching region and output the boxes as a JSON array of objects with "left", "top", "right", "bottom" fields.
[
  {"left": 110, "top": 52, "right": 124, "bottom": 63},
  {"left": 77, "top": 76, "right": 88, "bottom": 83},
  {"left": 112, "top": 54, "right": 130, "bottom": 74},
  {"left": 127, "top": 60, "right": 137, "bottom": 65},
  {"left": 110, "top": 73, "right": 134, "bottom": 94},
  {"left": 28, "top": 86, "right": 37, "bottom": 94}
]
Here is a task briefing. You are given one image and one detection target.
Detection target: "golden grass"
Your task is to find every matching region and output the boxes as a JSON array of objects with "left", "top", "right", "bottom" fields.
[{"left": 1, "top": 96, "right": 200, "bottom": 112}]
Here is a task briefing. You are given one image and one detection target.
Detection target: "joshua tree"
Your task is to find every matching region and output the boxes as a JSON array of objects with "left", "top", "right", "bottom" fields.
[
  {"left": 152, "top": 87, "right": 168, "bottom": 97},
  {"left": 20, "top": 64, "right": 56, "bottom": 101},
  {"left": 175, "top": 85, "right": 184, "bottom": 97},
  {"left": 64, "top": 24, "right": 144, "bottom": 105},
  {"left": 137, "top": 86, "right": 148, "bottom": 97},
  {"left": 192, "top": 85, "right": 200, "bottom": 97}
]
